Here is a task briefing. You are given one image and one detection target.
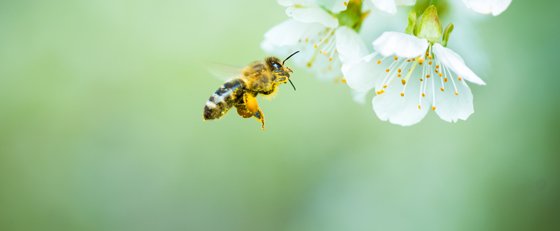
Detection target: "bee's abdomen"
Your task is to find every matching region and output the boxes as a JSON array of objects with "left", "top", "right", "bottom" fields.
[{"left": 203, "top": 79, "right": 244, "bottom": 120}]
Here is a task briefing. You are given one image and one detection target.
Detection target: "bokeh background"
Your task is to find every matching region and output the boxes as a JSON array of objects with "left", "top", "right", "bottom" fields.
[{"left": 1, "top": 0, "right": 559, "bottom": 230}]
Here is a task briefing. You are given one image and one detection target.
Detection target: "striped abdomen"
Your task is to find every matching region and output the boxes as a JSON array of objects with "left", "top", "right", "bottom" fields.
[{"left": 203, "top": 79, "right": 245, "bottom": 120}]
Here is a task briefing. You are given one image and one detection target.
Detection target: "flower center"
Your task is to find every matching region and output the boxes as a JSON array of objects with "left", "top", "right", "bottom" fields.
[
  {"left": 373, "top": 46, "right": 463, "bottom": 111},
  {"left": 335, "top": 0, "right": 366, "bottom": 31},
  {"left": 297, "top": 28, "right": 340, "bottom": 73},
  {"left": 294, "top": 0, "right": 368, "bottom": 74}
]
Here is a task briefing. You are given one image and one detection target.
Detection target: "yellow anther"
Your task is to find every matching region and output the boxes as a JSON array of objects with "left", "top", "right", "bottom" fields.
[
  {"left": 432, "top": 106, "right": 437, "bottom": 111},
  {"left": 329, "top": 57, "right": 333, "bottom": 62},
  {"left": 306, "top": 62, "right": 313, "bottom": 68},
  {"left": 398, "top": 69, "right": 402, "bottom": 73},
  {"left": 401, "top": 79, "right": 406, "bottom": 85},
  {"left": 429, "top": 61, "right": 433, "bottom": 65},
  {"left": 383, "top": 84, "right": 388, "bottom": 89},
  {"left": 422, "top": 93, "right": 426, "bottom": 97},
  {"left": 341, "top": 78, "right": 347, "bottom": 84},
  {"left": 400, "top": 92, "right": 405, "bottom": 97},
  {"left": 426, "top": 74, "right": 431, "bottom": 78},
  {"left": 458, "top": 76, "right": 463, "bottom": 81},
  {"left": 436, "top": 65, "right": 440, "bottom": 69},
  {"left": 397, "top": 74, "right": 402, "bottom": 78},
  {"left": 444, "top": 77, "right": 448, "bottom": 82},
  {"left": 440, "top": 87, "right": 445, "bottom": 92},
  {"left": 417, "top": 57, "right": 425, "bottom": 65},
  {"left": 385, "top": 69, "right": 390, "bottom": 73},
  {"left": 419, "top": 78, "right": 423, "bottom": 82},
  {"left": 394, "top": 56, "right": 398, "bottom": 61},
  {"left": 454, "top": 91, "right": 459, "bottom": 96},
  {"left": 313, "top": 44, "right": 318, "bottom": 49},
  {"left": 439, "top": 73, "right": 443, "bottom": 77},
  {"left": 377, "top": 60, "right": 382, "bottom": 65},
  {"left": 417, "top": 104, "right": 422, "bottom": 110}
]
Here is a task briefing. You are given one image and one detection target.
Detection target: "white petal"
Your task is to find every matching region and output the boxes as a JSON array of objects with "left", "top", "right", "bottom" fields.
[
  {"left": 461, "top": 0, "right": 512, "bottom": 16},
  {"left": 293, "top": 44, "right": 344, "bottom": 81},
  {"left": 372, "top": 76, "right": 429, "bottom": 126},
  {"left": 261, "top": 20, "right": 314, "bottom": 49},
  {"left": 434, "top": 80, "right": 474, "bottom": 123},
  {"left": 341, "top": 54, "right": 379, "bottom": 92},
  {"left": 369, "top": 0, "right": 397, "bottom": 14},
  {"left": 373, "top": 32, "right": 429, "bottom": 58},
  {"left": 286, "top": 6, "right": 339, "bottom": 28},
  {"left": 432, "top": 43, "right": 485, "bottom": 85},
  {"left": 316, "top": 0, "right": 348, "bottom": 13},
  {"left": 335, "top": 26, "right": 369, "bottom": 64}
]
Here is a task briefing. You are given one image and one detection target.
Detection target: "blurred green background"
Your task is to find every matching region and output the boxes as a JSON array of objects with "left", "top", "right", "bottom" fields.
[{"left": 1, "top": 1, "right": 559, "bottom": 230}]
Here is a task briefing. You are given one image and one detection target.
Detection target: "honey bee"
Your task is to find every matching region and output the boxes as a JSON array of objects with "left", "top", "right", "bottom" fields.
[{"left": 203, "top": 51, "right": 299, "bottom": 129}]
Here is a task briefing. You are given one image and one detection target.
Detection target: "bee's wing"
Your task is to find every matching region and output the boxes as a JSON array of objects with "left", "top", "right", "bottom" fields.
[{"left": 206, "top": 63, "right": 243, "bottom": 81}]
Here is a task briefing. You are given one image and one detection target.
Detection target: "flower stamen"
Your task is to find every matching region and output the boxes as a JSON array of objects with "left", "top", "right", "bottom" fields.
[
  {"left": 443, "top": 64, "right": 460, "bottom": 96},
  {"left": 431, "top": 67, "right": 437, "bottom": 110}
]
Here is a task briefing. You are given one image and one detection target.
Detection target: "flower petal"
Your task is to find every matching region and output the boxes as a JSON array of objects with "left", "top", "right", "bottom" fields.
[
  {"left": 373, "top": 32, "right": 429, "bottom": 58},
  {"left": 341, "top": 54, "right": 380, "bottom": 92},
  {"left": 434, "top": 80, "right": 474, "bottom": 123},
  {"left": 369, "top": 0, "right": 397, "bottom": 14},
  {"left": 293, "top": 43, "right": 344, "bottom": 81},
  {"left": 432, "top": 43, "right": 485, "bottom": 85},
  {"left": 372, "top": 76, "right": 429, "bottom": 126},
  {"left": 335, "top": 26, "right": 369, "bottom": 64},
  {"left": 286, "top": 6, "right": 339, "bottom": 28},
  {"left": 261, "top": 20, "right": 315, "bottom": 49},
  {"left": 317, "top": 0, "right": 349, "bottom": 13},
  {"left": 461, "top": 0, "right": 512, "bottom": 16}
]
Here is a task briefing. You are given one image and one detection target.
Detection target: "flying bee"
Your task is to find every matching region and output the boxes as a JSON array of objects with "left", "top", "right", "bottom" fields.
[{"left": 203, "top": 51, "right": 299, "bottom": 129}]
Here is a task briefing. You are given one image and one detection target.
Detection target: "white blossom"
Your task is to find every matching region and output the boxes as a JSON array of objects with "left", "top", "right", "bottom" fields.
[
  {"left": 365, "top": 0, "right": 416, "bottom": 14},
  {"left": 343, "top": 31, "right": 485, "bottom": 126},
  {"left": 262, "top": 0, "right": 368, "bottom": 80},
  {"left": 461, "top": 0, "right": 512, "bottom": 16}
]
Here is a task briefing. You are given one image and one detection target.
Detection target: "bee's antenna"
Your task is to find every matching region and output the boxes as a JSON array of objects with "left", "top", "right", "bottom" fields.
[
  {"left": 288, "top": 79, "right": 296, "bottom": 91},
  {"left": 283, "top": 51, "right": 299, "bottom": 91},
  {"left": 283, "top": 51, "right": 300, "bottom": 65}
]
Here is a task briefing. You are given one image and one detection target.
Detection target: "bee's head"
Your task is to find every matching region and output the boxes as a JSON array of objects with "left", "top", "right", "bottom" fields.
[
  {"left": 266, "top": 57, "right": 291, "bottom": 76},
  {"left": 266, "top": 51, "right": 299, "bottom": 91}
]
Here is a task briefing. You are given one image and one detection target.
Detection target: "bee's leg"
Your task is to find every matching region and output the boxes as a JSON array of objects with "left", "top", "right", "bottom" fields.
[
  {"left": 235, "top": 103, "right": 253, "bottom": 119},
  {"left": 254, "top": 110, "right": 265, "bottom": 129},
  {"left": 244, "top": 93, "right": 265, "bottom": 129},
  {"left": 235, "top": 93, "right": 256, "bottom": 119}
]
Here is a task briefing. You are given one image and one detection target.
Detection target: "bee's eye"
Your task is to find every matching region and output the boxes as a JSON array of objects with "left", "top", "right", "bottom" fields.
[{"left": 272, "top": 62, "right": 281, "bottom": 70}]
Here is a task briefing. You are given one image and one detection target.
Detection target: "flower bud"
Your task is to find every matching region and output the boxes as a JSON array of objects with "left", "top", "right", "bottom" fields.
[{"left": 414, "top": 5, "right": 443, "bottom": 43}]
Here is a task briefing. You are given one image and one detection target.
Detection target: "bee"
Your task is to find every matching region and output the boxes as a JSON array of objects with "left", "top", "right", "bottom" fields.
[{"left": 203, "top": 51, "right": 299, "bottom": 129}]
